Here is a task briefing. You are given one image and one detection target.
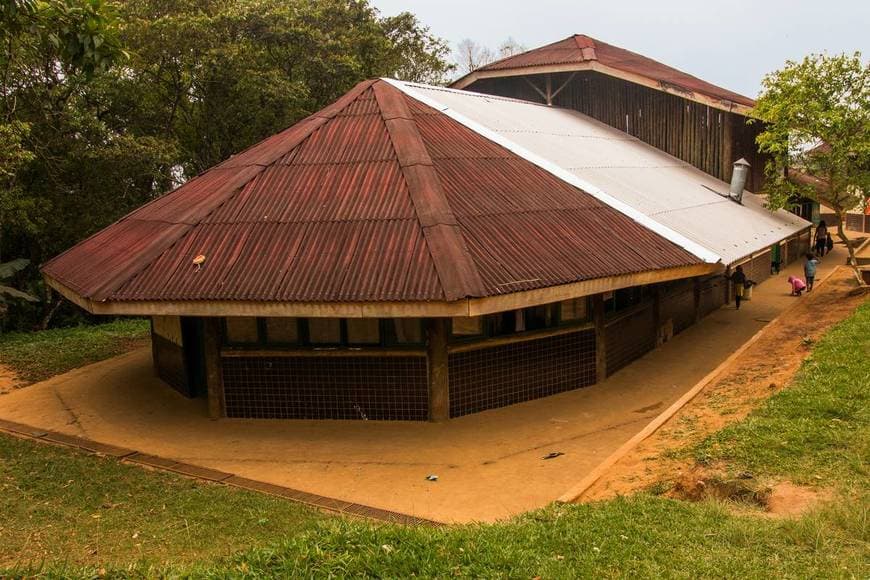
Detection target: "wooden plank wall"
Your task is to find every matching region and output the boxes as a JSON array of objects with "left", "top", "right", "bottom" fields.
[{"left": 469, "top": 72, "right": 767, "bottom": 192}]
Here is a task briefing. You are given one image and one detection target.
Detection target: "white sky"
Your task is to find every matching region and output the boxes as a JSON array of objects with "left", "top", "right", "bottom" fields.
[{"left": 371, "top": 0, "right": 870, "bottom": 98}]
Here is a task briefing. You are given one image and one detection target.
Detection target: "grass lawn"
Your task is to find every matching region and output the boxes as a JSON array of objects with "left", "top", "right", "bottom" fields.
[
  {"left": 1, "top": 301, "right": 868, "bottom": 577},
  {"left": 0, "top": 319, "right": 149, "bottom": 384}
]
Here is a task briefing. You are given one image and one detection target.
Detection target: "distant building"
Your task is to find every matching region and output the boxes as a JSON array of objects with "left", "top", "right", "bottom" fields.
[
  {"left": 43, "top": 74, "right": 809, "bottom": 422},
  {"left": 451, "top": 34, "right": 768, "bottom": 192}
]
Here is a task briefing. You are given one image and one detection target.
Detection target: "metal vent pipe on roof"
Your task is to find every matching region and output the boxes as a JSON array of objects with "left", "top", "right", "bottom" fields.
[{"left": 729, "top": 158, "right": 751, "bottom": 204}]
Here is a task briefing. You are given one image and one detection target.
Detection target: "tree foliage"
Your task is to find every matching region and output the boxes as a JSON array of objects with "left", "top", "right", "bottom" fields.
[
  {"left": 0, "top": 0, "right": 453, "bottom": 329},
  {"left": 454, "top": 38, "right": 495, "bottom": 75},
  {"left": 753, "top": 52, "right": 870, "bottom": 280},
  {"left": 453, "top": 37, "right": 528, "bottom": 76}
]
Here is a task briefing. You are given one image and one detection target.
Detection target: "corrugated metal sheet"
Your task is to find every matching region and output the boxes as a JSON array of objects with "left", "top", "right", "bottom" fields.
[
  {"left": 45, "top": 79, "right": 704, "bottom": 307},
  {"left": 409, "top": 95, "right": 699, "bottom": 295},
  {"left": 457, "top": 35, "right": 755, "bottom": 108},
  {"left": 396, "top": 81, "right": 809, "bottom": 265}
]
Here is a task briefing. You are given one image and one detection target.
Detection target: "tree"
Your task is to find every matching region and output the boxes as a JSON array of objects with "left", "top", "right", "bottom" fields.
[
  {"left": 753, "top": 52, "right": 870, "bottom": 283},
  {"left": 0, "top": 0, "right": 454, "bottom": 330},
  {"left": 497, "top": 37, "right": 526, "bottom": 59},
  {"left": 0, "top": 258, "right": 38, "bottom": 322},
  {"left": 454, "top": 38, "right": 495, "bottom": 74},
  {"left": 381, "top": 12, "right": 454, "bottom": 84}
]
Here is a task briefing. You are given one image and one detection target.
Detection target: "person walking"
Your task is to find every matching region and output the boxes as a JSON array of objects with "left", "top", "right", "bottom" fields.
[
  {"left": 730, "top": 265, "right": 748, "bottom": 310},
  {"left": 814, "top": 220, "right": 828, "bottom": 256},
  {"left": 804, "top": 253, "right": 819, "bottom": 292}
]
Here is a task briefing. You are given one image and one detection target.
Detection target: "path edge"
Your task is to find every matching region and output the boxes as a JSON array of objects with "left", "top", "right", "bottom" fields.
[
  {"left": 556, "top": 264, "right": 846, "bottom": 504},
  {"left": 0, "top": 419, "right": 443, "bottom": 527}
]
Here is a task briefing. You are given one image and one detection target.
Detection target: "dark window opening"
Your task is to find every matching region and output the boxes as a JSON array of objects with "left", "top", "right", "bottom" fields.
[
  {"left": 222, "top": 317, "right": 423, "bottom": 349},
  {"left": 450, "top": 300, "right": 587, "bottom": 341},
  {"left": 604, "top": 287, "right": 649, "bottom": 317}
]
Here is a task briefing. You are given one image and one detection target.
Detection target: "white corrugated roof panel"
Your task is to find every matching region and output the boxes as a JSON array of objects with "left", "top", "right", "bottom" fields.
[{"left": 390, "top": 80, "right": 808, "bottom": 265}]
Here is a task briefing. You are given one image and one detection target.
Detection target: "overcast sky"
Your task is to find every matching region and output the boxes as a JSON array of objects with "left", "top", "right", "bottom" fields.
[{"left": 371, "top": 0, "right": 869, "bottom": 98}]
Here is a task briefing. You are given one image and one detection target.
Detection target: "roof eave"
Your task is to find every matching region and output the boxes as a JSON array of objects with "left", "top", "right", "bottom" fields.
[
  {"left": 45, "top": 263, "right": 719, "bottom": 319},
  {"left": 450, "top": 62, "right": 755, "bottom": 116}
]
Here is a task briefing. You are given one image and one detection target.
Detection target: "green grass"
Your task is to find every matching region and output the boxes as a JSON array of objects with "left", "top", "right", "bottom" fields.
[
  {"left": 693, "top": 301, "right": 870, "bottom": 488},
  {"left": 0, "top": 319, "right": 149, "bottom": 384},
  {"left": 0, "top": 433, "right": 323, "bottom": 568},
  {"left": 1, "top": 429, "right": 866, "bottom": 578},
  {"left": 1, "top": 303, "right": 869, "bottom": 577}
]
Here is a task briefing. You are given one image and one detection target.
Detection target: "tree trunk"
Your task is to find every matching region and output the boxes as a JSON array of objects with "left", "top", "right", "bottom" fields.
[
  {"left": 37, "top": 295, "right": 63, "bottom": 331},
  {"left": 835, "top": 211, "right": 865, "bottom": 285}
]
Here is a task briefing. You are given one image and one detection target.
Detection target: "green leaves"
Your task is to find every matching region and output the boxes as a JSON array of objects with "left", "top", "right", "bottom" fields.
[
  {"left": 753, "top": 52, "right": 869, "bottom": 278},
  {"left": 0, "top": 259, "right": 38, "bottom": 305},
  {"left": 753, "top": 52, "right": 870, "bottom": 216},
  {"left": 0, "top": 258, "right": 30, "bottom": 279},
  {"left": 0, "top": 0, "right": 453, "bottom": 329}
]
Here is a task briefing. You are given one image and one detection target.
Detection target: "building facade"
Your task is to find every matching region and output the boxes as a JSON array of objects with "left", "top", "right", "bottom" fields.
[
  {"left": 43, "top": 76, "right": 810, "bottom": 422},
  {"left": 451, "top": 35, "right": 768, "bottom": 192}
]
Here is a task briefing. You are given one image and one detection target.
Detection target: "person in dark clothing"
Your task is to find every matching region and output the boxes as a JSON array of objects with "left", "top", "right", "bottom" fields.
[
  {"left": 815, "top": 220, "right": 828, "bottom": 256},
  {"left": 730, "top": 265, "right": 748, "bottom": 310}
]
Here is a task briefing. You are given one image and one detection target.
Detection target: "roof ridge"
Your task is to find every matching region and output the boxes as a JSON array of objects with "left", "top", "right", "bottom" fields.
[
  {"left": 372, "top": 80, "right": 486, "bottom": 301},
  {"left": 572, "top": 34, "right": 597, "bottom": 61},
  {"left": 70, "top": 80, "right": 378, "bottom": 301},
  {"left": 387, "top": 79, "right": 722, "bottom": 264}
]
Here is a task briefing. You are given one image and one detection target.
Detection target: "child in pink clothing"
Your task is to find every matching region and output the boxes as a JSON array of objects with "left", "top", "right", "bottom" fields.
[{"left": 788, "top": 275, "right": 807, "bottom": 296}]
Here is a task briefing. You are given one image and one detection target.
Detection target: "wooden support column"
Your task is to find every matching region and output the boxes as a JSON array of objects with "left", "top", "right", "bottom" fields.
[
  {"left": 592, "top": 294, "right": 607, "bottom": 383},
  {"left": 203, "top": 317, "right": 225, "bottom": 419},
  {"left": 652, "top": 286, "right": 662, "bottom": 346},
  {"left": 545, "top": 74, "right": 553, "bottom": 106},
  {"left": 149, "top": 317, "right": 159, "bottom": 377},
  {"left": 426, "top": 318, "right": 450, "bottom": 422},
  {"left": 693, "top": 278, "right": 702, "bottom": 324},
  {"left": 722, "top": 112, "right": 734, "bottom": 182},
  {"left": 724, "top": 265, "right": 732, "bottom": 305}
]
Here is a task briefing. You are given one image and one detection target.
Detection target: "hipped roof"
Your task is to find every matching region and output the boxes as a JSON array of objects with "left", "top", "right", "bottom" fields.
[
  {"left": 451, "top": 35, "right": 756, "bottom": 114},
  {"left": 42, "top": 79, "right": 704, "bottom": 314}
]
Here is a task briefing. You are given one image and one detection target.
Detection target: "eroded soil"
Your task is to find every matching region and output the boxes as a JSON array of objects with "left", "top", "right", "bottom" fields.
[{"left": 582, "top": 267, "right": 867, "bottom": 506}]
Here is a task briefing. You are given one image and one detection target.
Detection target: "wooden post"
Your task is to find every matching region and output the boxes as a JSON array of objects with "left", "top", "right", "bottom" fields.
[
  {"left": 149, "top": 317, "right": 159, "bottom": 377},
  {"left": 426, "top": 318, "right": 449, "bottom": 422},
  {"left": 693, "top": 278, "right": 702, "bottom": 323},
  {"left": 203, "top": 317, "right": 225, "bottom": 419},
  {"left": 592, "top": 294, "right": 607, "bottom": 383},
  {"left": 545, "top": 74, "right": 553, "bottom": 106},
  {"left": 722, "top": 112, "right": 734, "bottom": 182},
  {"left": 652, "top": 286, "right": 662, "bottom": 346}
]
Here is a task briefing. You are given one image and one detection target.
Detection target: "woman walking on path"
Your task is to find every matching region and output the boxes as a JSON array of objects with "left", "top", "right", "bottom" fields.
[
  {"left": 730, "top": 265, "right": 748, "bottom": 310},
  {"left": 804, "top": 253, "right": 819, "bottom": 292},
  {"left": 815, "top": 220, "right": 828, "bottom": 256}
]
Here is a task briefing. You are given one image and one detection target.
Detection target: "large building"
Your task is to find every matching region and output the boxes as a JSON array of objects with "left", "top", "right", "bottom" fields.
[
  {"left": 42, "top": 44, "right": 811, "bottom": 423},
  {"left": 451, "top": 34, "right": 768, "bottom": 192}
]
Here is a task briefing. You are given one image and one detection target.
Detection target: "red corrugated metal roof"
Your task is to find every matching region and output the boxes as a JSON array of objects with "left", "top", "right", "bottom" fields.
[
  {"left": 454, "top": 35, "right": 755, "bottom": 109},
  {"left": 42, "top": 79, "right": 701, "bottom": 307}
]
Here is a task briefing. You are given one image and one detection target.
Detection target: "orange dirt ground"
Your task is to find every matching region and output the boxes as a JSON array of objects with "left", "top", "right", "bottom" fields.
[
  {"left": 581, "top": 266, "right": 867, "bottom": 502},
  {"left": 0, "top": 365, "right": 20, "bottom": 395},
  {"left": 0, "top": 249, "right": 863, "bottom": 523}
]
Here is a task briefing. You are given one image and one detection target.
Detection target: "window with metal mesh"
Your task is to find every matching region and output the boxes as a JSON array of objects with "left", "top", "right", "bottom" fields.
[
  {"left": 605, "top": 304, "right": 655, "bottom": 376},
  {"left": 447, "top": 330, "right": 596, "bottom": 418},
  {"left": 222, "top": 355, "right": 428, "bottom": 421}
]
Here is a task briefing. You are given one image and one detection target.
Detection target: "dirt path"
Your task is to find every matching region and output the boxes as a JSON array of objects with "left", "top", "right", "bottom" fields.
[{"left": 582, "top": 267, "right": 867, "bottom": 501}]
